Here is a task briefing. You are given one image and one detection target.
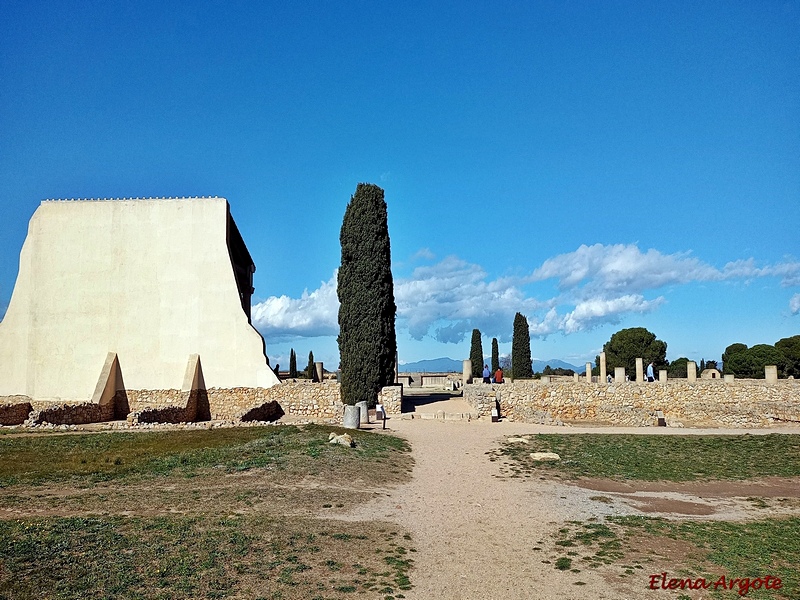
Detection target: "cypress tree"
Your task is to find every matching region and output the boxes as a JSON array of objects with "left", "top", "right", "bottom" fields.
[
  {"left": 512, "top": 312, "right": 533, "bottom": 379},
  {"left": 469, "top": 329, "right": 484, "bottom": 379},
  {"left": 306, "top": 351, "right": 315, "bottom": 381},
  {"left": 337, "top": 183, "right": 397, "bottom": 406},
  {"left": 289, "top": 349, "right": 298, "bottom": 378},
  {"left": 491, "top": 338, "right": 500, "bottom": 373}
]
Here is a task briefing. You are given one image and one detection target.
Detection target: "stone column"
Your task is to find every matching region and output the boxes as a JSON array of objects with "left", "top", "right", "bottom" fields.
[
  {"left": 463, "top": 359, "right": 472, "bottom": 385},
  {"left": 635, "top": 358, "right": 644, "bottom": 382},
  {"left": 614, "top": 367, "right": 625, "bottom": 383},
  {"left": 314, "top": 362, "right": 324, "bottom": 383},
  {"left": 687, "top": 361, "right": 697, "bottom": 382},
  {"left": 765, "top": 365, "right": 778, "bottom": 383},
  {"left": 659, "top": 369, "right": 668, "bottom": 383},
  {"left": 585, "top": 363, "right": 592, "bottom": 383},
  {"left": 573, "top": 373, "right": 579, "bottom": 381},
  {"left": 599, "top": 352, "right": 607, "bottom": 383},
  {"left": 724, "top": 374, "right": 735, "bottom": 383}
]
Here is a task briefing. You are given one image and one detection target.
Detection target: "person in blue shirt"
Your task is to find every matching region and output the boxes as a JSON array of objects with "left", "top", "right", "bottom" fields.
[
  {"left": 482, "top": 364, "right": 491, "bottom": 383},
  {"left": 646, "top": 362, "right": 655, "bottom": 382}
]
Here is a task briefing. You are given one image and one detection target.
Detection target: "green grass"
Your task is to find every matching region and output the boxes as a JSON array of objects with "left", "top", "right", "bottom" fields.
[
  {"left": 546, "top": 517, "right": 799, "bottom": 599},
  {"left": 608, "top": 516, "right": 800, "bottom": 600},
  {"left": 0, "top": 516, "right": 414, "bottom": 600},
  {"left": 0, "top": 423, "right": 411, "bottom": 486},
  {"left": 495, "top": 433, "right": 800, "bottom": 481}
]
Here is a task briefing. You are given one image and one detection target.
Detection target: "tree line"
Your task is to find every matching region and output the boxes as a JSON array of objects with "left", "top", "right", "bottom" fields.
[{"left": 593, "top": 327, "right": 799, "bottom": 381}]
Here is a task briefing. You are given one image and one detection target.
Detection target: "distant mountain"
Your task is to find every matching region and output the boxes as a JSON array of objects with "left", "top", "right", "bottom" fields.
[
  {"left": 399, "top": 357, "right": 462, "bottom": 373},
  {"left": 533, "top": 359, "right": 584, "bottom": 373},
  {"left": 399, "top": 357, "right": 584, "bottom": 373}
]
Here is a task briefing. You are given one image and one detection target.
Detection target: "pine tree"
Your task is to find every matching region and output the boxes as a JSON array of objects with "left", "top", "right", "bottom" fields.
[
  {"left": 469, "top": 329, "right": 484, "bottom": 379},
  {"left": 491, "top": 338, "right": 500, "bottom": 373},
  {"left": 700, "top": 358, "right": 706, "bottom": 372},
  {"left": 337, "top": 183, "right": 397, "bottom": 405},
  {"left": 512, "top": 312, "right": 533, "bottom": 379},
  {"left": 289, "top": 349, "right": 298, "bottom": 378},
  {"left": 306, "top": 351, "right": 315, "bottom": 381}
]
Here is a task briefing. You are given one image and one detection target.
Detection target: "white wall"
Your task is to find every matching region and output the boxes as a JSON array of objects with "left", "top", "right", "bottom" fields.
[{"left": 0, "top": 198, "right": 278, "bottom": 400}]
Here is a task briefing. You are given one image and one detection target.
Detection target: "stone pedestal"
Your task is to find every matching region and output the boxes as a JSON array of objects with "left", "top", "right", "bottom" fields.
[
  {"left": 636, "top": 358, "right": 644, "bottom": 382},
  {"left": 355, "top": 400, "right": 369, "bottom": 424},
  {"left": 765, "top": 365, "right": 778, "bottom": 384},
  {"left": 724, "top": 374, "right": 735, "bottom": 383},
  {"left": 342, "top": 405, "right": 360, "bottom": 429},
  {"left": 599, "top": 352, "right": 607, "bottom": 384},
  {"left": 585, "top": 363, "right": 592, "bottom": 382},
  {"left": 614, "top": 367, "right": 625, "bottom": 383},
  {"left": 314, "top": 362, "right": 324, "bottom": 383},
  {"left": 687, "top": 361, "right": 697, "bottom": 382},
  {"left": 659, "top": 369, "right": 668, "bottom": 383},
  {"left": 463, "top": 359, "right": 472, "bottom": 384}
]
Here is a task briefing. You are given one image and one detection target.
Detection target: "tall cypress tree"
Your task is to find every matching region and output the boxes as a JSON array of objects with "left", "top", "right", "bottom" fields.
[
  {"left": 491, "top": 338, "right": 500, "bottom": 373},
  {"left": 289, "top": 349, "right": 298, "bottom": 378},
  {"left": 512, "top": 312, "right": 533, "bottom": 379},
  {"left": 337, "top": 183, "right": 397, "bottom": 406},
  {"left": 306, "top": 351, "right": 315, "bottom": 380},
  {"left": 469, "top": 329, "right": 484, "bottom": 379}
]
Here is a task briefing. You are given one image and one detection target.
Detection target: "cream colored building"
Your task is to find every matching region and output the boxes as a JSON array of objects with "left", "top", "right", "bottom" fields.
[{"left": 0, "top": 197, "right": 279, "bottom": 401}]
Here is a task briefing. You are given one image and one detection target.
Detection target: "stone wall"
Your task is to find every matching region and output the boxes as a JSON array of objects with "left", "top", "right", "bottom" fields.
[
  {"left": 464, "top": 379, "right": 800, "bottom": 427},
  {"left": 28, "top": 400, "right": 114, "bottom": 425},
  {"left": 2, "top": 382, "right": 402, "bottom": 427},
  {"left": 0, "top": 397, "right": 33, "bottom": 425},
  {"left": 378, "top": 385, "right": 403, "bottom": 415}
]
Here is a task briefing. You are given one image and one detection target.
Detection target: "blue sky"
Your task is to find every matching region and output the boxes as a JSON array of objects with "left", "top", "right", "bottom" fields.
[{"left": 1, "top": 0, "right": 798, "bottom": 370}]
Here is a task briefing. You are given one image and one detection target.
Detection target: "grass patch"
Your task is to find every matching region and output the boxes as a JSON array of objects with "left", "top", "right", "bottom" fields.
[
  {"left": 0, "top": 515, "right": 414, "bottom": 600},
  {"left": 495, "top": 433, "right": 800, "bottom": 481},
  {"left": 609, "top": 516, "right": 800, "bottom": 599},
  {"left": 547, "top": 517, "right": 799, "bottom": 599},
  {"left": 0, "top": 424, "right": 412, "bottom": 487}
]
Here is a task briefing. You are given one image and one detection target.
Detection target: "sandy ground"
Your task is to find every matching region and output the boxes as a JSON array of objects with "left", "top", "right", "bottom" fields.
[{"left": 342, "top": 413, "right": 800, "bottom": 600}]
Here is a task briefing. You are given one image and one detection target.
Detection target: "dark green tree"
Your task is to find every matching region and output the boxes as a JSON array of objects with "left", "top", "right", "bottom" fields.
[
  {"left": 512, "top": 312, "right": 533, "bottom": 379},
  {"left": 699, "top": 358, "right": 706, "bottom": 372},
  {"left": 722, "top": 343, "right": 748, "bottom": 374},
  {"left": 706, "top": 359, "right": 718, "bottom": 370},
  {"left": 667, "top": 357, "right": 690, "bottom": 378},
  {"left": 491, "top": 338, "right": 500, "bottom": 373},
  {"left": 775, "top": 335, "right": 800, "bottom": 378},
  {"left": 470, "top": 329, "right": 484, "bottom": 379},
  {"left": 306, "top": 351, "right": 315, "bottom": 381},
  {"left": 289, "top": 349, "right": 298, "bottom": 378},
  {"left": 602, "top": 327, "right": 667, "bottom": 381},
  {"left": 337, "top": 183, "right": 397, "bottom": 406},
  {"left": 726, "top": 344, "right": 786, "bottom": 379}
]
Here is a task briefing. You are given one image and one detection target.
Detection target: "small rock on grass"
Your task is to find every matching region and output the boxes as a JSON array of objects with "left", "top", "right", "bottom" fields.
[{"left": 529, "top": 452, "right": 560, "bottom": 461}]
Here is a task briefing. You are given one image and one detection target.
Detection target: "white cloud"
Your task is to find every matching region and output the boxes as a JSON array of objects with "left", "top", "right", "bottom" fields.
[
  {"left": 394, "top": 255, "right": 542, "bottom": 342},
  {"left": 531, "top": 243, "right": 720, "bottom": 293},
  {"left": 251, "top": 245, "right": 800, "bottom": 345},
  {"left": 791, "top": 294, "right": 800, "bottom": 315},
  {"left": 251, "top": 275, "right": 339, "bottom": 339},
  {"left": 560, "top": 295, "right": 665, "bottom": 334}
]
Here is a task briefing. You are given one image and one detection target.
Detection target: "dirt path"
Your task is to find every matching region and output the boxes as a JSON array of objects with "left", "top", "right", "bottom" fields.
[{"left": 342, "top": 418, "right": 800, "bottom": 600}]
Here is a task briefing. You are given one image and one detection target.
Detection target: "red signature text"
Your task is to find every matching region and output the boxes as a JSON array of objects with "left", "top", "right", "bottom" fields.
[{"left": 649, "top": 572, "right": 783, "bottom": 596}]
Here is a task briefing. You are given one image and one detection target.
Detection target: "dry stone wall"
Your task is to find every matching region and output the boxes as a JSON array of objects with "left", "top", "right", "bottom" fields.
[
  {"left": 1, "top": 382, "right": 402, "bottom": 427},
  {"left": 0, "top": 397, "right": 33, "bottom": 425},
  {"left": 28, "top": 400, "right": 114, "bottom": 425},
  {"left": 464, "top": 380, "right": 800, "bottom": 427}
]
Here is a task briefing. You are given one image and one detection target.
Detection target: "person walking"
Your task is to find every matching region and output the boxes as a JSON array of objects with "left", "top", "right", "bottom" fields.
[
  {"left": 646, "top": 361, "right": 655, "bottom": 382},
  {"left": 482, "top": 364, "right": 491, "bottom": 384}
]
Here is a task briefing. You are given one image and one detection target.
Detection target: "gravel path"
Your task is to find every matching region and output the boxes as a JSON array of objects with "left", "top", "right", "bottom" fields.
[{"left": 344, "top": 417, "right": 800, "bottom": 600}]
